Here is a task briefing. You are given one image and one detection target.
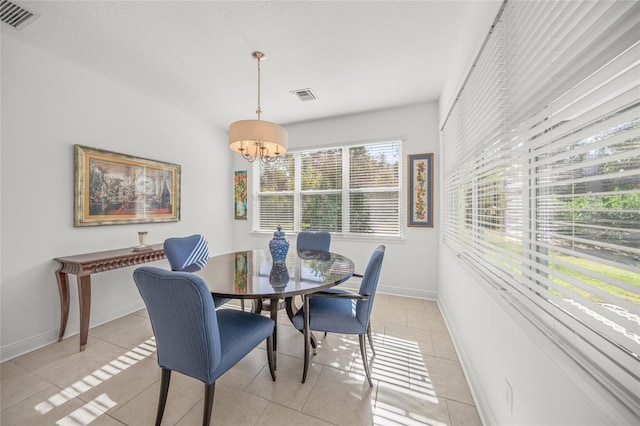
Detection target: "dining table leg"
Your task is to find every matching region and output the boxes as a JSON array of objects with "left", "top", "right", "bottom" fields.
[
  {"left": 285, "top": 296, "right": 318, "bottom": 350},
  {"left": 270, "top": 298, "right": 279, "bottom": 370},
  {"left": 302, "top": 294, "right": 310, "bottom": 383}
]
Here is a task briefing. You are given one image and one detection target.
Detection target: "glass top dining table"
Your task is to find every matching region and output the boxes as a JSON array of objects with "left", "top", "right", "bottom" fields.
[
  {"left": 194, "top": 248, "right": 354, "bottom": 299},
  {"left": 193, "top": 248, "right": 355, "bottom": 370}
]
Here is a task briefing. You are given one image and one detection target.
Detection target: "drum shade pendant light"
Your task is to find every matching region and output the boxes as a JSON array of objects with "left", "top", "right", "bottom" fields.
[{"left": 229, "top": 51, "right": 288, "bottom": 163}]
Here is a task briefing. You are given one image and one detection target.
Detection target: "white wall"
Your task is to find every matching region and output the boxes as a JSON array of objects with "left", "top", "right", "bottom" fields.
[
  {"left": 437, "top": 3, "right": 634, "bottom": 424},
  {"left": 0, "top": 36, "right": 234, "bottom": 361},
  {"left": 232, "top": 103, "right": 440, "bottom": 299}
]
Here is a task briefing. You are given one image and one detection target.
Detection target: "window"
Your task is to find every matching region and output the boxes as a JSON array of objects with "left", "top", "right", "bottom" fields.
[
  {"left": 253, "top": 141, "right": 402, "bottom": 237},
  {"left": 442, "top": 0, "right": 639, "bottom": 415}
]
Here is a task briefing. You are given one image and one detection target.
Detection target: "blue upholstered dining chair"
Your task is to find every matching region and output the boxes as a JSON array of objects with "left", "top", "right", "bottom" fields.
[
  {"left": 298, "top": 231, "right": 375, "bottom": 356},
  {"left": 296, "top": 230, "right": 331, "bottom": 252},
  {"left": 286, "top": 230, "right": 333, "bottom": 346},
  {"left": 164, "top": 234, "right": 230, "bottom": 308},
  {"left": 290, "top": 245, "right": 385, "bottom": 386},
  {"left": 133, "top": 266, "right": 276, "bottom": 426}
]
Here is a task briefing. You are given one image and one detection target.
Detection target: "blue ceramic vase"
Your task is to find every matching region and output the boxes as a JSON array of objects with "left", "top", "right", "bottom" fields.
[
  {"left": 269, "top": 262, "right": 290, "bottom": 290},
  {"left": 269, "top": 225, "right": 289, "bottom": 263}
]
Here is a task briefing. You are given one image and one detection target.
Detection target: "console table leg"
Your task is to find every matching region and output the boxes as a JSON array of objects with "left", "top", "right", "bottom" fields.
[
  {"left": 55, "top": 268, "right": 70, "bottom": 342},
  {"left": 77, "top": 275, "right": 92, "bottom": 351}
]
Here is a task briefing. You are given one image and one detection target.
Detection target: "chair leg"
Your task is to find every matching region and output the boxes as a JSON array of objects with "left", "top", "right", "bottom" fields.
[
  {"left": 367, "top": 323, "right": 375, "bottom": 356},
  {"left": 266, "top": 336, "right": 276, "bottom": 381},
  {"left": 359, "top": 334, "right": 374, "bottom": 387},
  {"left": 203, "top": 382, "right": 215, "bottom": 426},
  {"left": 155, "top": 368, "right": 171, "bottom": 426}
]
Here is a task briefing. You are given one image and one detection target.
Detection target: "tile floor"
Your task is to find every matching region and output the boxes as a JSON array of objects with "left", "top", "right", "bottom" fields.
[{"left": 1, "top": 294, "right": 481, "bottom": 426}]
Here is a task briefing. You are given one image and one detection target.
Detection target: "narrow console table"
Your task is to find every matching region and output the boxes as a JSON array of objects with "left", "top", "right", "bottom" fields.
[{"left": 54, "top": 244, "right": 165, "bottom": 351}]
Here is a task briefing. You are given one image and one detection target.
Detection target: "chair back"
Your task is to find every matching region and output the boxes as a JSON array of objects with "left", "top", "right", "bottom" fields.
[
  {"left": 296, "top": 231, "right": 331, "bottom": 252},
  {"left": 133, "top": 266, "right": 221, "bottom": 384},
  {"left": 164, "top": 234, "right": 209, "bottom": 272},
  {"left": 356, "top": 245, "right": 386, "bottom": 324}
]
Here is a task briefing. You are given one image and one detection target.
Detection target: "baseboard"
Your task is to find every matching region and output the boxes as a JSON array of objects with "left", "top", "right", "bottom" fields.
[
  {"left": 0, "top": 300, "right": 144, "bottom": 362},
  {"left": 0, "top": 328, "right": 60, "bottom": 363},
  {"left": 377, "top": 284, "right": 437, "bottom": 300},
  {"left": 331, "top": 281, "right": 437, "bottom": 300}
]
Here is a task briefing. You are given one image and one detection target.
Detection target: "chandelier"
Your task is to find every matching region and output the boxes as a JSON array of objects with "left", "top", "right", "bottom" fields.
[{"left": 229, "top": 51, "right": 288, "bottom": 163}]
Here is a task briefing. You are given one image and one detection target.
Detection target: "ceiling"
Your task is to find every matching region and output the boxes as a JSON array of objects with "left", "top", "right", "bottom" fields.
[{"left": 2, "top": 1, "right": 497, "bottom": 129}]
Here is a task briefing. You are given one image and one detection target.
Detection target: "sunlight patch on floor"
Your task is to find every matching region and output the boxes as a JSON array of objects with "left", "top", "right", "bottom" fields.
[
  {"left": 55, "top": 393, "right": 117, "bottom": 426},
  {"left": 360, "top": 333, "right": 443, "bottom": 425},
  {"left": 33, "top": 337, "right": 156, "bottom": 421},
  {"left": 375, "top": 399, "right": 447, "bottom": 426}
]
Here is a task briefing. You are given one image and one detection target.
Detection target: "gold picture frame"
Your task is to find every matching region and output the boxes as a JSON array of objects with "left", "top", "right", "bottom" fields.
[{"left": 74, "top": 145, "right": 181, "bottom": 227}]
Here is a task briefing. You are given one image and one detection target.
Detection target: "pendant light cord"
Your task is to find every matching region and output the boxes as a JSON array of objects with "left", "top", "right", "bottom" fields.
[{"left": 256, "top": 53, "right": 262, "bottom": 120}]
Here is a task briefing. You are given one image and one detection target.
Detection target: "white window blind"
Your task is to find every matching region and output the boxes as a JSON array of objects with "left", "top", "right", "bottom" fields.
[
  {"left": 256, "top": 155, "right": 295, "bottom": 231},
  {"left": 300, "top": 148, "right": 343, "bottom": 232},
  {"left": 442, "top": 0, "right": 639, "bottom": 416},
  {"left": 349, "top": 144, "right": 401, "bottom": 235},
  {"left": 254, "top": 141, "right": 402, "bottom": 237}
]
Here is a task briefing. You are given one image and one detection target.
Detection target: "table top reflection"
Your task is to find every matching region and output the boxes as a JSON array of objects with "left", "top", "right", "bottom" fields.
[{"left": 194, "top": 249, "right": 355, "bottom": 300}]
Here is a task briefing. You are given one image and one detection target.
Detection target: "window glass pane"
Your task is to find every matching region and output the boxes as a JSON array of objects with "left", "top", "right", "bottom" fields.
[
  {"left": 258, "top": 194, "right": 294, "bottom": 231},
  {"left": 260, "top": 155, "right": 294, "bottom": 192},
  {"left": 350, "top": 143, "right": 400, "bottom": 189},
  {"left": 301, "top": 149, "right": 342, "bottom": 190},
  {"left": 536, "top": 117, "right": 640, "bottom": 337},
  {"left": 350, "top": 191, "right": 399, "bottom": 235},
  {"left": 301, "top": 193, "right": 342, "bottom": 232}
]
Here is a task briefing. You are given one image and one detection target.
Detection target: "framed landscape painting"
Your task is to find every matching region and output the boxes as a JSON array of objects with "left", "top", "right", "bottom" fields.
[
  {"left": 408, "top": 153, "right": 434, "bottom": 227},
  {"left": 74, "top": 145, "right": 181, "bottom": 226}
]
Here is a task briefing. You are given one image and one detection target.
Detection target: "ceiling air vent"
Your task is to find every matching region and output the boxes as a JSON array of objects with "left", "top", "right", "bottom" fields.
[
  {"left": 1, "top": 0, "right": 38, "bottom": 30},
  {"left": 290, "top": 88, "right": 317, "bottom": 102}
]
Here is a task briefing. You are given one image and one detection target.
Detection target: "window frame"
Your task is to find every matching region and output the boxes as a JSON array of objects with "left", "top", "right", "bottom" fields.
[{"left": 252, "top": 140, "right": 403, "bottom": 239}]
